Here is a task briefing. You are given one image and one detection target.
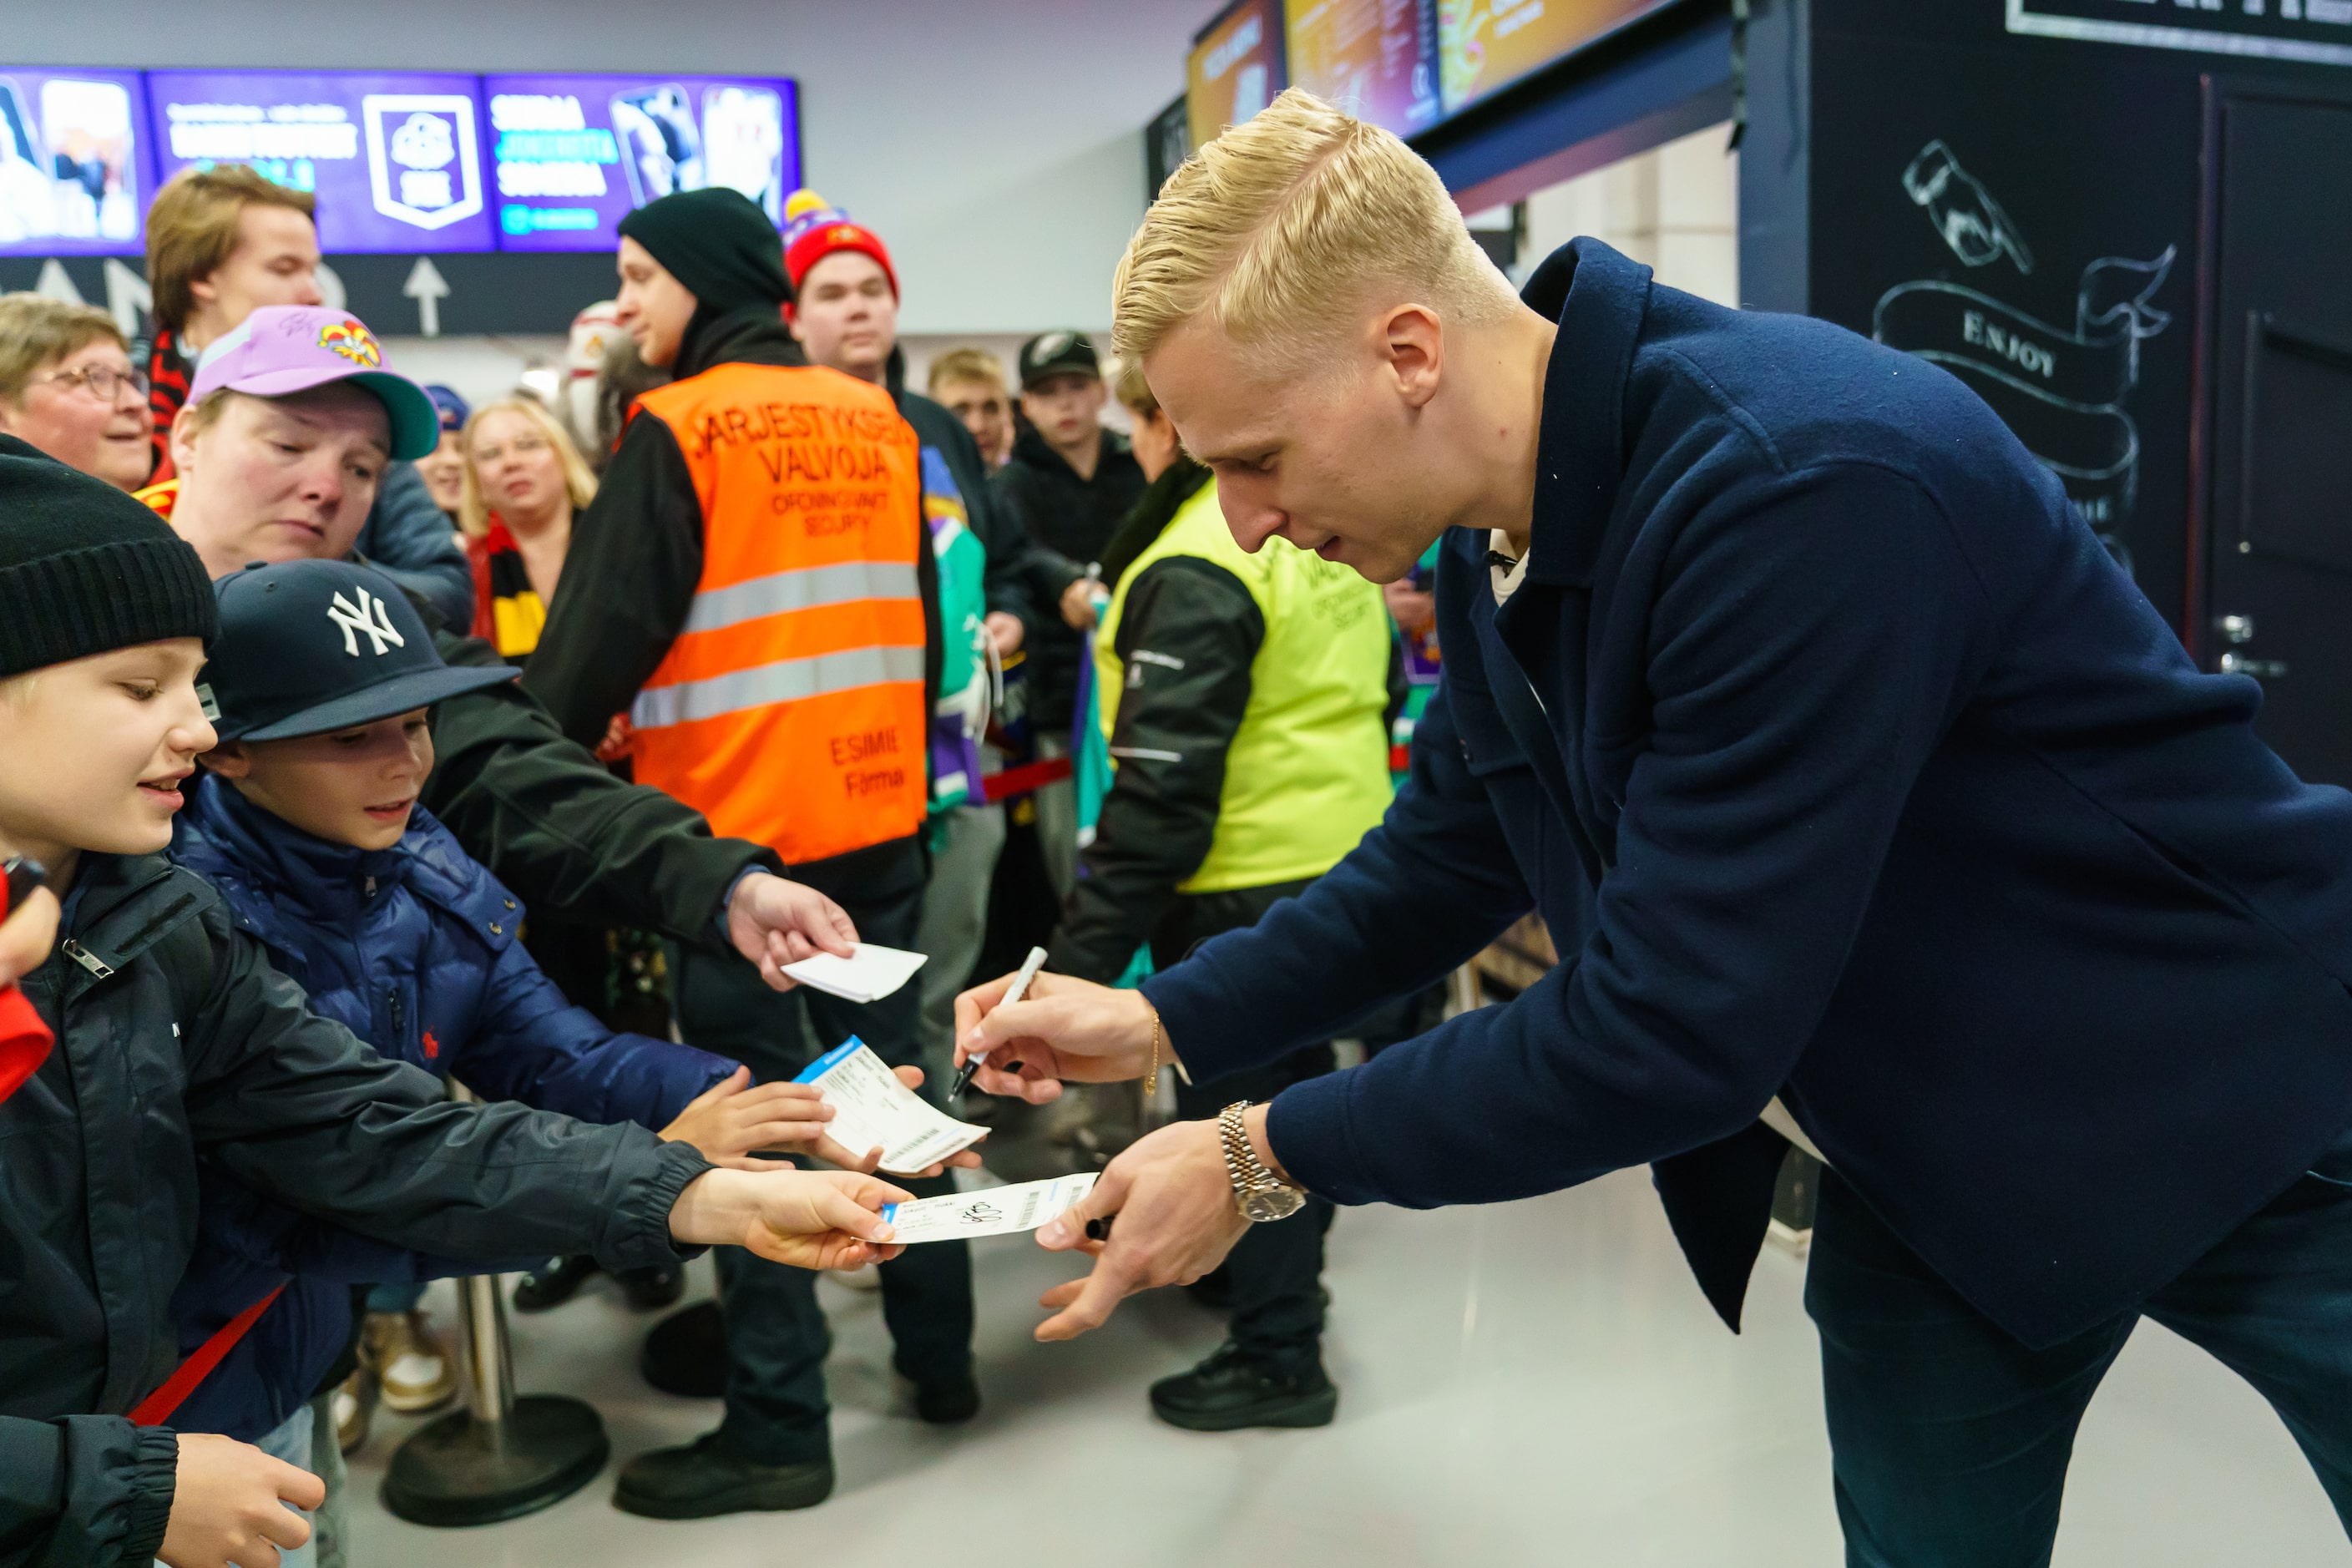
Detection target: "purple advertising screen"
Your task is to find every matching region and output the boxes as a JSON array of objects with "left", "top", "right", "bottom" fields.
[
  {"left": 482, "top": 74, "right": 800, "bottom": 251},
  {"left": 0, "top": 68, "right": 152, "bottom": 256},
  {"left": 147, "top": 70, "right": 496, "bottom": 254}
]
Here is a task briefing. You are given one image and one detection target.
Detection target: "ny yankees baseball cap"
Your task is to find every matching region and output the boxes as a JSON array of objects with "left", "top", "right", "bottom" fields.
[
  {"left": 189, "top": 306, "right": 442, "bottom": 462},
  {"left": 200, "top": 560, "right": 518, "bottom": 742}
]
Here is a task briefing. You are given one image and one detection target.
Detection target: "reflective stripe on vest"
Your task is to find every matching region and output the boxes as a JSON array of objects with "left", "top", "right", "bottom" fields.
[
  {"left": 633, "top": 642, "right": 929, "bottom": 730},
  {"left": 628, "top": 362, "right": 928, "bottom": 866}
]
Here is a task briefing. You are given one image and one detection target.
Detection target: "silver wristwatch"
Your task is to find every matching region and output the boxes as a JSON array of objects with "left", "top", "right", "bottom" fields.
[{"left": 1218, "top": 1100, "right": 1306, "bottom": 1222}]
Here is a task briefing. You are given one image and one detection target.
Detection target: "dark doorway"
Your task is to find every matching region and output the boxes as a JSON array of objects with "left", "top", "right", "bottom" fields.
[{"left": 2202, "top": 85, "right": 2352, "bottom": 786}]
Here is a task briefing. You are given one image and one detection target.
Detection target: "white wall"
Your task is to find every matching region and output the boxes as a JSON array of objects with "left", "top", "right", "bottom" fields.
[
  {"left": 4, "top": 0, "right": 1206, "bottom": 336},
  {"left": 1520, "top": 122, "right": 1740, "bottom": 306}
]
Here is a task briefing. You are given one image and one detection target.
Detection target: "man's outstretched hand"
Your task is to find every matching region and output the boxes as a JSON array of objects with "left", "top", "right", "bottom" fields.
[
  {"left": 1024, "top": 1113, "right": 1271, "bottom": 1341},
  {"left": 727, "top": 872, "right": 858, "bottom": 991},
  {"left": 952, "top": 969, "right": 1166, "bottom": 1104}
]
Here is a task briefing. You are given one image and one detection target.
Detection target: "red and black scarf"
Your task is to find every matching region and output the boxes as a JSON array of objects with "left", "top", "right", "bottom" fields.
[{"left": 468, "top": 520, "right": 546, "bottom": 658}]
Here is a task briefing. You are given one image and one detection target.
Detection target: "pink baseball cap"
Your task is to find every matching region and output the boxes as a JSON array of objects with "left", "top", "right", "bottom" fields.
[{"left": 189, "top": 306, "right": 441, "bottom": 462}]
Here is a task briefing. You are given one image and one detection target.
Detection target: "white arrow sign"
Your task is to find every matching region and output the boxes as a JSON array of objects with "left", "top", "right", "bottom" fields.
[
  {"left": 34, "top": 259, "right": 84, "bottom": 305},
  {"left": 402, "top": 256, "right": 450, "bottom": 338}
]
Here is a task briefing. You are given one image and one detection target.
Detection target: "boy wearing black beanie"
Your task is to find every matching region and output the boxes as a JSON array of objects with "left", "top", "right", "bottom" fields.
[
  {"left": 524, "top": 194, "right": 977, "bottom": 1518},
  {"left": 0, "top": 438, "right": 911, "bottom": 1565}
]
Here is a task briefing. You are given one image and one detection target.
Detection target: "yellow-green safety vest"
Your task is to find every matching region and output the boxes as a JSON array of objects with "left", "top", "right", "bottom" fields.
[{"left": 1095, "top": 478, "right": 1393, "bottom": 894}]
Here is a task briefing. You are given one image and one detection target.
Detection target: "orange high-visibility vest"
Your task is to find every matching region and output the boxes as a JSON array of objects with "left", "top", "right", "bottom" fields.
[{"left": 625, "top": 363, "right": 928, "bottom": 867}]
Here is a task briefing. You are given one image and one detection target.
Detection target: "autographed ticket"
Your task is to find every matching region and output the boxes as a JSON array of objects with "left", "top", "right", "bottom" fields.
[{"left": 880, "top": 1174, "right": 1100, "bottom": 1244}]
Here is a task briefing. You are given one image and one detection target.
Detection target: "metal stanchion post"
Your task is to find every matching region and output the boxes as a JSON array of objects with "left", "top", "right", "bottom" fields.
[{"left": 381, "top": 1081, "right": 611, "bottom": 1526}]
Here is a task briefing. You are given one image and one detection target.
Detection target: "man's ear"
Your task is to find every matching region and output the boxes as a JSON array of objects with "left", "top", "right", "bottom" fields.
[
  {"left": 200, "top": 740, "right": 250, "bottom": 779},
  {"left": 187, "top": 269, "right": 220, "bottom": 313},
  {"left": 1378, "top": 305, "right": 1445, "bottom": 411}
]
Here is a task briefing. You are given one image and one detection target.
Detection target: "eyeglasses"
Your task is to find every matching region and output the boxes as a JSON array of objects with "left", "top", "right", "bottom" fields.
[
  {"left": 33, "top": 363, "right": 149, "bottom": 402},
  {"left": 473, "top": 433, "right": 552, "bottom": 463}
]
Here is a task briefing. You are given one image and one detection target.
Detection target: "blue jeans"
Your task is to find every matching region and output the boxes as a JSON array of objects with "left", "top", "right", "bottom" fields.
[{"left": 1806, "top": 1126, "right": 2352, "bottom": 1566}]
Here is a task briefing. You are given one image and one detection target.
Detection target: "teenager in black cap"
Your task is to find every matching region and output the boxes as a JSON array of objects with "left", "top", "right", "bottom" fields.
[
  {"left": 0, "top": 439, "right": 909, "bottom": 1567},
  {"left": 524, "top": 188, "right": 975, "bottom": 1520},
  {"left": 989, "top": 330, "right": 1146, "bottom": 898}
]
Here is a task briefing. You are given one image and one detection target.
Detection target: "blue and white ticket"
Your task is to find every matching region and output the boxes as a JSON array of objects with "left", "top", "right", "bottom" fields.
[
  {"left": 794, "top": 1037, "right": 987, "bottom": 1175},
  {"left": 880, "top": 1173, "right": 1099, "bottom": 1245}
]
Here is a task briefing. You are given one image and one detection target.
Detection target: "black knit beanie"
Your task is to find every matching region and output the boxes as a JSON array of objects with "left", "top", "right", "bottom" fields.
[
  {"left": 618, "top": 188, "right": 792, "bottom": 314},
  {"left": 0, "top": 435, "right": 217, "bottom": 677}
]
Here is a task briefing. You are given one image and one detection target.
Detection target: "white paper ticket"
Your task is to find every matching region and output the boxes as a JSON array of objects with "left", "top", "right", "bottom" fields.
[
  {"left": 794, "top": 1038, "right": 987, "bottom": 1175},
  {"left": 880, "top": 1173, "right": 1099, "bottom": 1245}
]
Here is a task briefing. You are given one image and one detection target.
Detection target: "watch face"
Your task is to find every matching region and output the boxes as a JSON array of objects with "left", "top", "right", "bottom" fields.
[{"left": 1241, "top": 1185, "right": 1306, "bottom": 1223}]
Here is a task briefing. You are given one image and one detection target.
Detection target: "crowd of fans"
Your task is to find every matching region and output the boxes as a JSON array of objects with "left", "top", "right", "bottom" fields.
[{"left": 0, "top": 156, "right": 1443, "bottom": 1568}]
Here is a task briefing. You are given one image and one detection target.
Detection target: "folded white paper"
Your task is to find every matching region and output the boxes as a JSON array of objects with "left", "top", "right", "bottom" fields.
[
  {"left": 794, "top": 1038, "right": 986, "bottom": 1175},
  {"left": 880, "top": 1173, "right": 1099, "bottom": 1244},
  {"left": 781, "top": 943, "right": 928, "bottom": 1004}
]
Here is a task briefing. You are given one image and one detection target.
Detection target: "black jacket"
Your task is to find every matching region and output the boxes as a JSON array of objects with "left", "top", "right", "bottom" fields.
[
  {"left": 1048, "top": 460, "right": 1243, "bottom": 980},
  {"left": 522, "top": 307, "right": 942, "bottom": 880},
  {"left": 0, "top": 854, "right": 707, "bottom": 1567},
  {"left": 989, "top": 427, "right": 1146, "bottom": 727},
  {"left": 421, "top": 620, "right": 780, "bottom": 946}
]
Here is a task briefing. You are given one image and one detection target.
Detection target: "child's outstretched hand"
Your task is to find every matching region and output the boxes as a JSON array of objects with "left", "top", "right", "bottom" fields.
[
  {"left": 668, "top": 1166, "right": 913, "bottom": 1270},
  {"left": 660, "top": 1065, "right": 984, "bottom": 1178}
]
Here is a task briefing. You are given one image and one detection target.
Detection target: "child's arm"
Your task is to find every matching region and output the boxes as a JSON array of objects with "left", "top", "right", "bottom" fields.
[
  {"left": 180, "top": 915, "right": 709, "bottom": 1276},
  {"left": 0, "top": 1414, "right": 179, "bottom": 1568},
  {"left": 455, "top": 942, "right": 979, "bottom": 1174},
  {"left": 180, "top": 914, "right": 910, "bottom": 1273}
]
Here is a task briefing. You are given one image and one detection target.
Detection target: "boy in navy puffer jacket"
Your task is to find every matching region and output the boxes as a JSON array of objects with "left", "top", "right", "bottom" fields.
[{"left": 167, "top": 561, "right": 964, "bottom": 1480}]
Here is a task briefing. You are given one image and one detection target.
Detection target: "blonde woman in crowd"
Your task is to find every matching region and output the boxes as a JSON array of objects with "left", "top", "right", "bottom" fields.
[{"left": 458, "top": 394, "right": 598, "bottom": 660}]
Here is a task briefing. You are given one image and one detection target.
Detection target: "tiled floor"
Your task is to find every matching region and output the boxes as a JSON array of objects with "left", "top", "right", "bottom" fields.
[{"left": 345, "top": 1165, "right": 2349, "bottom": 1566}]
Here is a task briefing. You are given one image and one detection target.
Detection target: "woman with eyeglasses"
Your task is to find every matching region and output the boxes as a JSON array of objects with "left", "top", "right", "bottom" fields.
[
  {"left": 0, "top": 293, "right": 152, "bottom": 492},
  {"left": 458, "top": 394, "right": 599, "bottom": 660}
]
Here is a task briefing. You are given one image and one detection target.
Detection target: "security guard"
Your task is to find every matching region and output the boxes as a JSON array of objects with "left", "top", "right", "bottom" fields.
[
  {"left": 525, "top": 188, "right": 972, "bottom": 1520},
  {"left": 1045, "top": 357, "right": 1395, "bottom": 1431}
]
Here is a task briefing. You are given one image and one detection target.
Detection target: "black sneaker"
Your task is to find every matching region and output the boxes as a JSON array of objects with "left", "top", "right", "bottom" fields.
[
  {"left": 1148, "top": 1341, "right": 1338, "bottom": 1432},
  {"left": 913, "top": 1373, "right": 981, "bottom": 1425},
  {"left": 615, "top": 1262, "right": 686, "bottom": 1311},
  {"left": 640, "top": 1300, "right": 727, "bottom": 1399},
  {"left": 612, "top": 1432, "right": 833, "bottom": 1519},
  {"left": 513, "top": 1256, "right": 599, "bottom": 1313}
]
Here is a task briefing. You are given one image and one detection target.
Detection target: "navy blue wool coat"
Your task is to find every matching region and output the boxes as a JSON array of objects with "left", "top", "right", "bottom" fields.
[{"left": 1146, "top": 238, "right": 2352, "bottom": 1349}]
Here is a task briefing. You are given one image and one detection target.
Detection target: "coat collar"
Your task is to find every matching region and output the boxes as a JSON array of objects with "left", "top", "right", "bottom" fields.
[
  {"left": 1517, "top": 238, "right": 1655, "bottom": 589},
  {"left": 178, "top": 773, "right": 411, "bottom": 927}
]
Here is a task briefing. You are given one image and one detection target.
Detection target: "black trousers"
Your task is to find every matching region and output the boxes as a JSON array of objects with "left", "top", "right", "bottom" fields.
[
  {"left": 1153, "top": 879, "right": 1338, "bottom": 1378},
  {"left": 670, "top": 837, "right": 974, "bottom": 1466}
]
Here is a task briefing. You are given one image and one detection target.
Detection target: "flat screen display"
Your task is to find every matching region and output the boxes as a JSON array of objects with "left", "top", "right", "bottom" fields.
[
  {"left": 1436, "top": 0, "right": 1676, "bottom": 116},
  {"left": 1190, "top": 0, "right": 1287, "bottom": 151},
  {"left": 0, "top": 68, "right": 150, "bottom": 255},
  {"left": 1284, "top": 0, "right": 1439, "bottom": 137},
  {"left": 147, "top": 70, "right": 496, "bottom": 254},
  {"left": 483, "top": 74, "right": 800, "bottom": 251}
]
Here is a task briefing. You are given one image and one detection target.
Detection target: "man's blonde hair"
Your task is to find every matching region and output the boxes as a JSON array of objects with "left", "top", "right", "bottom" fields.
[
  {"left": 0, "top": 295, "right": 128, "bottom": 403},
  {"left": 1113, "top": 89, "right": 1518, "bottom": 375},
  {"left": 458, "top": 396, "right": 599, "bottom": 539},
  {"left": 926, "top": 346, "right": 1007, "bottom": 397}
]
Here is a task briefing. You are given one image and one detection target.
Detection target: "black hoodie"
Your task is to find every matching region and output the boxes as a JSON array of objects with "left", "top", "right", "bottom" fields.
[{"left": 524, "top": 306, "right": 943, "bottom": 883}]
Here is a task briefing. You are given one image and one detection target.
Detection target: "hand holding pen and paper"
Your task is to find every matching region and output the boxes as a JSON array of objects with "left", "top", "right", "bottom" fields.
[
  {"left": 952, "top": 964, "right": 1189, "bottom": 1105},
  {"left": 660, "top": 1065, "right": 982, "bottom": 1180},
  {"left": 948, "top": 945, "right": 1046, "bottom": 1098}
]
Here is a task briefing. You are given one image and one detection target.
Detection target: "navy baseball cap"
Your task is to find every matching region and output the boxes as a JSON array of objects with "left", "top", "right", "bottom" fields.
[{"left": 200, "top": 560, "right": 518, "bottom": 742}]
